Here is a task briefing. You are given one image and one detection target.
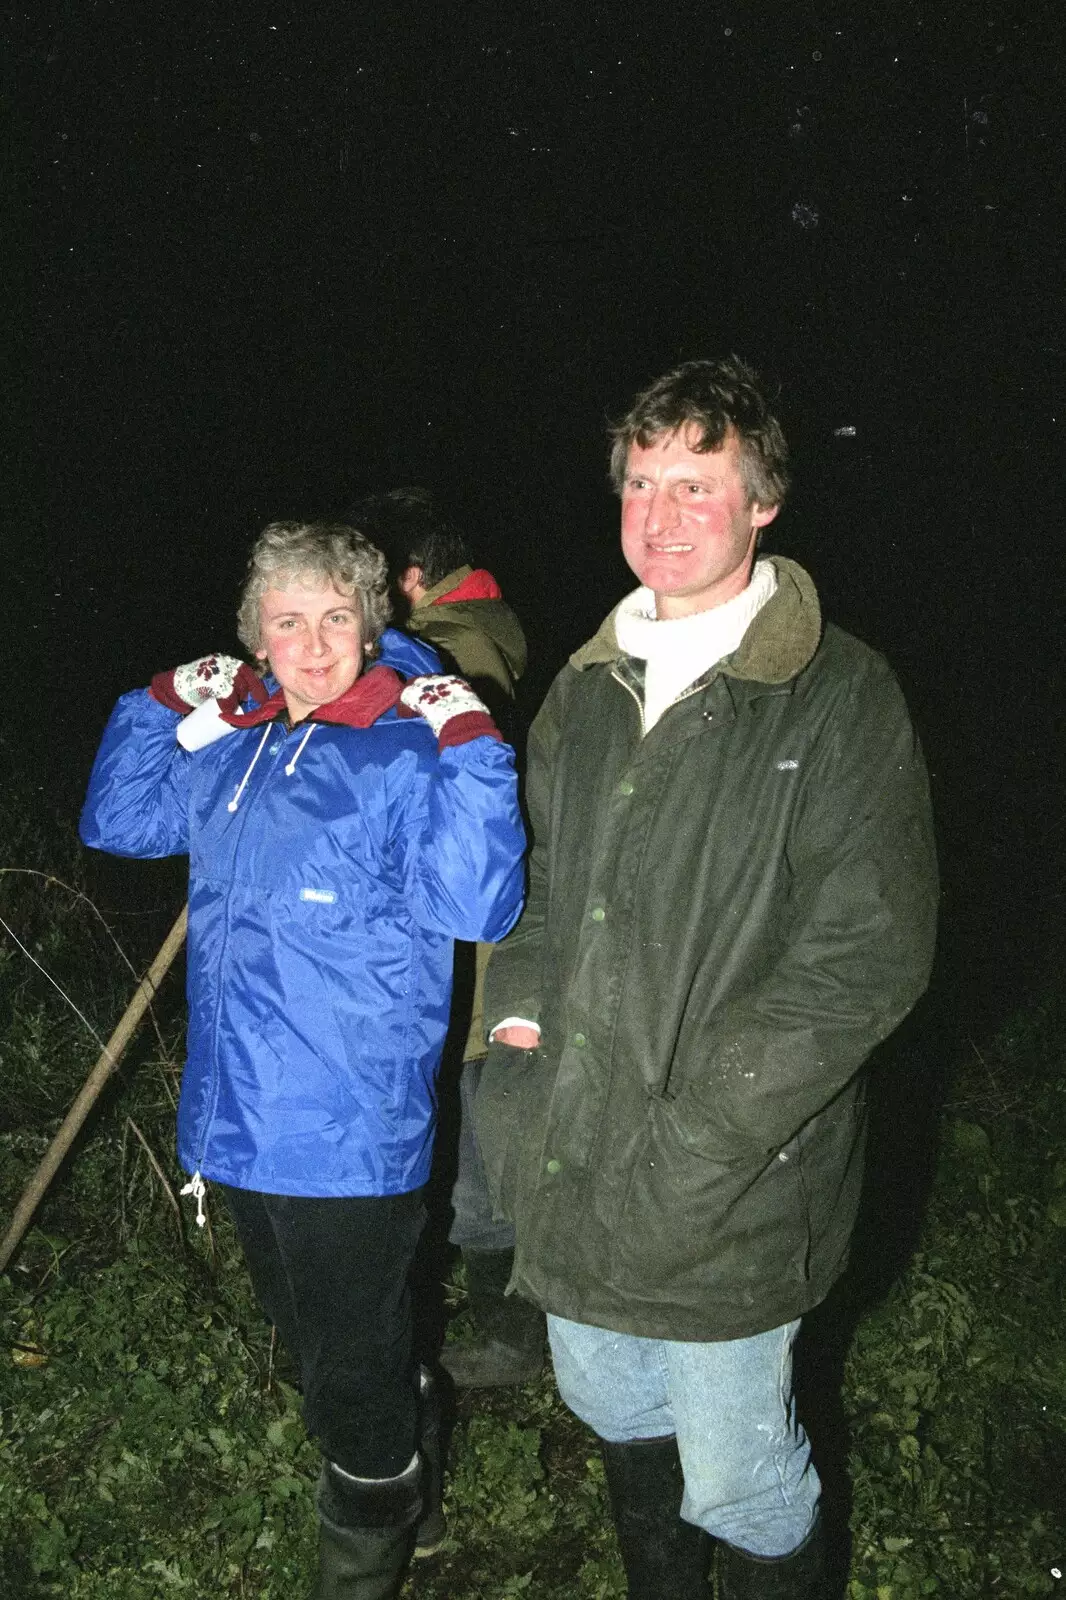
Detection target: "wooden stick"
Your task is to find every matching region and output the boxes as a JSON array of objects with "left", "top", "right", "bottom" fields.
[{"left": 0, "top": 905, "right": 188, "bottom": 1272}]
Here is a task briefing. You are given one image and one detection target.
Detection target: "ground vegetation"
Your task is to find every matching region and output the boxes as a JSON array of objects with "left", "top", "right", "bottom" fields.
[{"left": 0, "top": 763, "right": 1063, "bottom": 1598}]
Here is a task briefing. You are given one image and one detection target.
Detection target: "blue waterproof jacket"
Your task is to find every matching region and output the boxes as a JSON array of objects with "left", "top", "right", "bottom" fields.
[{"left": 80, "top": 631, "right": 526, "bottom": 1198}]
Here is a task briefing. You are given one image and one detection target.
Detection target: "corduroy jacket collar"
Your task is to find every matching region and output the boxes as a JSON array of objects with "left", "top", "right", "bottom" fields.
[{"left": 569, "top": 557, "right": 823, "bottom": 687}]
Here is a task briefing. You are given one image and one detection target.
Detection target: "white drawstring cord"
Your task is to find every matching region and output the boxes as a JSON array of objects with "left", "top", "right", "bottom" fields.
[
  {"left": 285, "top": 724, "right": 316, "bottom": 776},
  {"left": 180, "top": 1171, "right": 207, "bottom": 1228},
  {"left": 227, "top": 726, "right": 271, "bottom": 812}
]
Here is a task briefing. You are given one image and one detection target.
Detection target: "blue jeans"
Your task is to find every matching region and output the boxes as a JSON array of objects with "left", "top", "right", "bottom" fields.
[
  {"left": 547, "top": 1314, "right": 820, "bottom": 1558},
  {"left": 448, "top": 1056, "right": 516, "bottom": 1252}
]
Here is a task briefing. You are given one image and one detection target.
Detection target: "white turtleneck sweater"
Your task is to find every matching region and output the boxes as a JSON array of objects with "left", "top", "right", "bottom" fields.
[
  {"left": 613, "top": 557, "right": 778, "bottom": 733},
  {"left": 489, "top": 559, "right": 780, "bottom": 1043}
]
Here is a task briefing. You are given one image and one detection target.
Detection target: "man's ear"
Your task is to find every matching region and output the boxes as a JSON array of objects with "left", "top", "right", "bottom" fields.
[
  {"left": 399, "top": 565, "right": 424, "bottom": 598},
  {"left": 751, "top": 503, "right": 779, "bottom": 531}
]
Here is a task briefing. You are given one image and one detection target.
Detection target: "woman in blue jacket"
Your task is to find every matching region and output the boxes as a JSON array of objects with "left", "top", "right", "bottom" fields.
[{"left": 80, "top": 521, "right": 526, "bottom": 1599}]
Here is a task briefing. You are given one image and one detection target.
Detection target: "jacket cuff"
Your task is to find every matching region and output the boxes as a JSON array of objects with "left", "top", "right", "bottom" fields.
[
  {"left": 148, "top": 673, "right": 191, "bottom": 714},
  {"left": 436, "top": 711, "right": 502, "bottom": 749}
]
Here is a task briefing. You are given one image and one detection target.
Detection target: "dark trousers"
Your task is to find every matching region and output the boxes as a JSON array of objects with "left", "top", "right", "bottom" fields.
[
  {"left": 448, "top": 1055, "right": 516, "bottom": 1252},
  {"left": 221, "top": 1184, "right": 426, "bottom": 1478}
]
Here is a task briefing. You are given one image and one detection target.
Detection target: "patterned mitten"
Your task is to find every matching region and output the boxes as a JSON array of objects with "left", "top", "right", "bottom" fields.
[
  {"left": 398, "top": 675, "right": 501, "bottom": 749},
  {"left": 150, "top": 654, "right": 263, "bottom": 716}
]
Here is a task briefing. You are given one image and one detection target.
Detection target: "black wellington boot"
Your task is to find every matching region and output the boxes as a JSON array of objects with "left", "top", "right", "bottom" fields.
[
  {"left": 413, "top": 1366, "right": 446, "bottom": 1558},
  {"left": 716, "top": 1512, "right": 828, "bottom": 1600},
  {"left": 601, "top": 1435, "right": 710, "bottom": 1599},
  {"left": 439, "top": 1247, "right": 544, "bottom": 1388},
  {"left": 313, "top": 1455, "right": 422, "bottom": 1600}
]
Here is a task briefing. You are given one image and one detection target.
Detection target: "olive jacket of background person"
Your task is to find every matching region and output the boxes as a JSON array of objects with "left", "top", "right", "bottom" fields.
[
  {"left": 406, "top": 563, "right": 527, "bottom": 1060},
  {"left": 476, "top": 557, "right": 939, "bottom": 1342}
]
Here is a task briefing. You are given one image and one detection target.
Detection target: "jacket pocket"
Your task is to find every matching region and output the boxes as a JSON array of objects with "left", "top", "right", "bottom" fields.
[
  {"left": 657, "top": 1083, "right": 764, "bottom": 1166},
  {"left": 473, "top": 1041, "right": 551, "bottom": 1224},
  {"left": 608, "top": 1097, "right": 812, "bottom": 1311}
]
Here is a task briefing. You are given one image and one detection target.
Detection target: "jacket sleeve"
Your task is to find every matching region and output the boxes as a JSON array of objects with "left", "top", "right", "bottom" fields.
[
  {"left": 395, "top": 735, "right": 526, "bottom": 944},
  {"left": 79, "top": 690, "right": 192, "bottom": 859},
  {"left": 481, "top": 671, "right": 566, "bottom": 1030},
  {"left": 672, "top": 657, "right": 939, "bottom": 1160}
]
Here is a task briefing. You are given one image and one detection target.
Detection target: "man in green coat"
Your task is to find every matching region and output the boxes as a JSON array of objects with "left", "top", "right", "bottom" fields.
[
  {"left": 354, "top": 489, "right": 542, "bottom": 1388},
  {"left": 476, "top": 359, "right": 938, "bottom": 1597}
]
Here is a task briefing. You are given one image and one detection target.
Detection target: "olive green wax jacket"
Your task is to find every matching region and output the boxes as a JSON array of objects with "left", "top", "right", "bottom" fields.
[
  {"left": 408, "top": 567, "right": 527, "bottom": 1061},
  {"left": 477, "top": 558, "right": 938, "bottom": 1341},
  {"left": 408, "top": 567, "right": 527, "bottom": 725}
]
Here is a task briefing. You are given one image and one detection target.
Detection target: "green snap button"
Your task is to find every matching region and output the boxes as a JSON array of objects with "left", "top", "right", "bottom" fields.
[
  {"left": 546, "top": 1159, "right": 562, "bottom": 1174},
  {"left": 618, "top": 779, "right": 634, "bottom": 796},
  {"left": 573, "top": 1033, "right": 587, "bottom": 1048},
  {"left": 591, "top": 906, "right": 606, "bottom": 922}
]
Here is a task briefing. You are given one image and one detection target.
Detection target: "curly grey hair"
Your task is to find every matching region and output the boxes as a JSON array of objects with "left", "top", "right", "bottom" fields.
[{"left": 236, "top": 522, "right": 392, "bottom": 655}]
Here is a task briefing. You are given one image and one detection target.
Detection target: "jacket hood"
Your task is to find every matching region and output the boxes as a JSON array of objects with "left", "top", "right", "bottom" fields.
[
  {"left": 376, "top": 624, "right": 441, "bottom": 677},
  {"left": 221, "top": 665, "right": 404, "bottom": 730},
  {"left": 412, "top": 567, "right": 528, "bottom": 682},
  {"left": 428, "top": 566, "right": 503, "bottom": 603},
  {"left": 569, "top": 556, "right": 822, "bottom": 686},
  {"left": 220, "top": 626, "right": 439, "bottom": 732}
]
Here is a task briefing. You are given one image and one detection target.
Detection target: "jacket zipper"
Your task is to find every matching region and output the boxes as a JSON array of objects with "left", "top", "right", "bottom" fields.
[
  {"left": 189, "top": 723, "right": 288, "bottom": 1193},
  {"left": 610, "top": 666, "right": 719, "bottom": 737}
]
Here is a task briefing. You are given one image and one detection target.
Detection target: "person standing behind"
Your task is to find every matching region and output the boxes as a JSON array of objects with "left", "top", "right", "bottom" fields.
[
  {"left": 355, "top": 489, "right": 541, "bottom": 1388},
  {"left": 476, "top": 359, "right": 939, "bottom": 1597}
]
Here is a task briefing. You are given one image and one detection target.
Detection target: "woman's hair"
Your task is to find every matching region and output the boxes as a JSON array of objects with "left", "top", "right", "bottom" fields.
[{"left": 236, "top": 522, "right": 392, "bottom": 654}]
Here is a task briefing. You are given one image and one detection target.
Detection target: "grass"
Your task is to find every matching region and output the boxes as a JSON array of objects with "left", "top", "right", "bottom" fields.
[
  {"left": 0, "top": 763, "right": 1063, "bottom": 1598},
  {"left": 839, "top": 1012, "right": 1066, "bottom": 1598}
]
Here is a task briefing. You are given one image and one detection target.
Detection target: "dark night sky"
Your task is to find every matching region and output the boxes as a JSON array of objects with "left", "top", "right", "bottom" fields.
[{"left": 4, "top": 0, "right": 1064, "bottom": 1032}]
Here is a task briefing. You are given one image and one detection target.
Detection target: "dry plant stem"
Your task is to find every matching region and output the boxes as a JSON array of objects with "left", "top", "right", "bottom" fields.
[
  {"left": 126, "top": 1116, "right": 184, "bottom": 1237},
  {"left": 0, "top": 868, "right": 175, "bottom": 1063},
  {"left": 0, "top": 905, "right": 189, "bottom": 1273},
  {"left": 119, "top": 1116, "right": 130, "bottom": 1240}
]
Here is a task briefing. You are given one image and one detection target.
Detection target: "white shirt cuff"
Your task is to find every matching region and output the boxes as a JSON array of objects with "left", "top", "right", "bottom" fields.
[{"left": 489, "top": 1017, "right": 541, "bottom": 1040}]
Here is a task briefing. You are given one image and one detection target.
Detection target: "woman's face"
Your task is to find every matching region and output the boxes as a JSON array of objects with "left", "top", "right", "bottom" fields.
[{"left": 256, "top": 578, "right": 366, "bottom": 721}]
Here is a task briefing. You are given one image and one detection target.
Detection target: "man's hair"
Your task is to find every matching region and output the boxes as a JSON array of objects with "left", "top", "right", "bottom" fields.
[
  {"left": 608, "top": 356, "right": 790, "bottom": 509},
  {"left": 352, "top": 488, "right": 471, "bottom": 589},
  {"left": 236, "top": 521, "right": 392, "bottom": 654}
]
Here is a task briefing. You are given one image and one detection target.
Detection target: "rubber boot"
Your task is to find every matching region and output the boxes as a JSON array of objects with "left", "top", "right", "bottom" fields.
[
  {"left": 313, "top": 1454, "right": 422, "bottom": 1600},
  {"left": 716, "top": 1511, "right": 828, "bottom": 1599},
  {"left": 413, "top": 1366, "right": 446, "bottom": 1558},
  {"left": 439, "top": 1247, "right": 544, "bottom": 1388},
  {"left": 601, "top": 1435, "right": 710, "bottom": 1598}
]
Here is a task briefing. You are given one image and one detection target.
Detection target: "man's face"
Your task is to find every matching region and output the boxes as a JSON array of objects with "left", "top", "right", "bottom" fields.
[
  {"left": 256, "top": 579, "right": 366, "bottom": 721},
  {"left": 619, "top": 426, "right": 778, "bottom": 618}
]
